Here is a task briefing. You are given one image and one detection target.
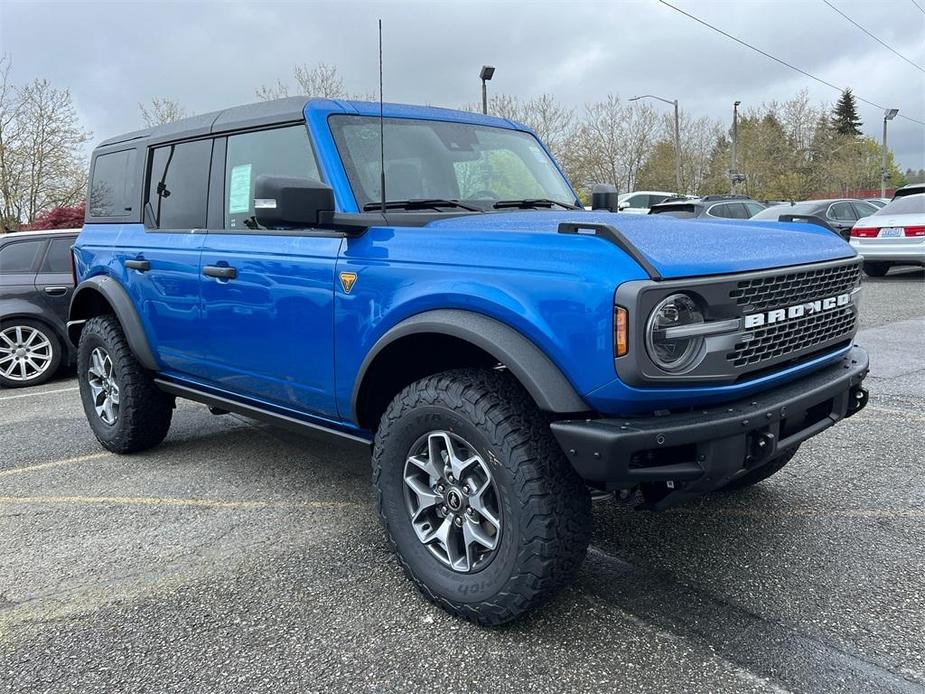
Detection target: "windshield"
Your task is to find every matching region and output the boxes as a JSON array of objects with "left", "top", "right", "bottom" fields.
[
  {"left": 329, "top": 116, "right": 577, "bottom": 210},
  {"left": 875, "top": 194, "right": 925, "bottom": 216}
]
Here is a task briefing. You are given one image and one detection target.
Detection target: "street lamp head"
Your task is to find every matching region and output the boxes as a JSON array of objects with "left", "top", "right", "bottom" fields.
[
  {"left": 885, "top": 108, "right": 899, "bottom": 120},
  {"left": 629, "top": 96, "right": 641, "bottom": 102},
  {"left": 734, "top": 100, "right": 741, "bottom": 107},
  {"left": 480, "top": 65, "right": 495, "bottom": 81}
]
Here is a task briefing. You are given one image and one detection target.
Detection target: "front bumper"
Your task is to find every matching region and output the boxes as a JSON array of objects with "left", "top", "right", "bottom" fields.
[
  {"left": 551, "top": 346, "right": 869, "bottom": 510},
  {"left": 850, "top": 239, "right": 925, "bottom": 264}
]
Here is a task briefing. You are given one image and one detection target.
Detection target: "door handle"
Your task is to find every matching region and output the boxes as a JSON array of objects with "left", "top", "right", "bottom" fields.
[
  {"left": 43, "top": 286, "right": 69, "bottom": 296},
  {"left": 203, "top": 265, "right": 237, "bottom": 280},
  {"left": 125, "top": 259, "right": 150, "bottom": 272}
]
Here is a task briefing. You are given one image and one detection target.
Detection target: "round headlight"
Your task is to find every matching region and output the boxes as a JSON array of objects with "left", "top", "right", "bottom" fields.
[{"left": 645, "top": 293, "right": 705, "bottom": 373}]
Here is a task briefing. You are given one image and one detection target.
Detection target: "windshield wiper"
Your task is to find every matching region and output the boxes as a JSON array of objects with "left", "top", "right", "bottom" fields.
[
  {"left": 362, "top": 199, "right": 482, "bottom": 212},
  {"left": 492, "top": 198, "right": 581, "bottom": 210}
]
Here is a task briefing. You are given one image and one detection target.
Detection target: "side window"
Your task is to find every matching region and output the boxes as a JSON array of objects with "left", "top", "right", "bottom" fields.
[
  {"left": 89, "top": 149, "right": 137, "bottom": 218},
  {"left": 40, "top": 237, "right": 74, "bottom": 274},
  {"left": 147, "top": 139, "right": 212, "bottom": 230},
  {"left": 625, "top": 195, "right": 647, "bottom": 209},
  {"left": 827, "top": 202, "right": 856, "bottom": 222},
  {"left": 0, "top": 240, "right": 46, "bottom": 274},
  {"left": 852, "top": 201, "right": 877, "bottom": 219},
  {"left": 224, "top": 125, "right": 320, "bottom": 230},
  {"left": 745, "top": 202, "right": 765, "bottom": 217},
  {"left": 708, "top": 203, "right": 732, "bottom": 218}
]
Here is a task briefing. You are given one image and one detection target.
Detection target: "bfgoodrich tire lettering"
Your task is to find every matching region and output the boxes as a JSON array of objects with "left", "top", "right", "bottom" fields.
[
  {"left": 372, "top": 368, "right": 592, "bottom": 626},
  {"left": 77, "top": 314, "right": 173, "bottom": 453}
]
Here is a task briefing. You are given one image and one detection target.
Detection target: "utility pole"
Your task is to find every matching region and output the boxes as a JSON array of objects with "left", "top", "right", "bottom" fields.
[
  {"left": 630, "top": 94, "right": 682, "bottom": 193},
  {"left": 881, "top": 108, "right": 899, "bottom": 197},
  {"left": 730, "top": 100, "right": 740, "bottom": 195}
]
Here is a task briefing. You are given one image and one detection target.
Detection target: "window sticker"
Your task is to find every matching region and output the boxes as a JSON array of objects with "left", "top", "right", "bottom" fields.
[{"left": 228, "top": 164, "right": 252, "bottom": 214}]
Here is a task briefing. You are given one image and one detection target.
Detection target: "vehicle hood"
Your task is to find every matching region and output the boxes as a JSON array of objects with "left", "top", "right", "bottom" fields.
[
  {"left": 425, "top": 210, "right": 856, "bottom": 279},
  {"left": 856, "top": 212, "right": 925, "bottom": 228}
]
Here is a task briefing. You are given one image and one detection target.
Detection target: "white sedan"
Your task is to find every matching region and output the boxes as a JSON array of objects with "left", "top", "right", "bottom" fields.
[{"left": 850, "top": 193, "right": 925, "bottom": 276}]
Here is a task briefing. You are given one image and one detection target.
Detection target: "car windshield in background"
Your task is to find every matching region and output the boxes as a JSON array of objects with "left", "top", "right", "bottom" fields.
[
  {"left": 875, "top": 194, "right": 925, "bottom": 216},
  {"left": 329, "top": 116, "right": 576, "bottom": 210},
  {"left": 750, "top": 203, "right": 812, "bottom": 220}
]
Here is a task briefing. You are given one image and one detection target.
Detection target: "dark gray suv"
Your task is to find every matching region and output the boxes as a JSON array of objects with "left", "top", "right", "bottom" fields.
[{"left": 0, "top": 229, "right": 79, "bottom": 387}]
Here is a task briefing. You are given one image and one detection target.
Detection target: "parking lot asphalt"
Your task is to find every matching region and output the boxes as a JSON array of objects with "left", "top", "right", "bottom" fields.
[{"left": 1, "top": 269, "right": 923, "bottom": 693}]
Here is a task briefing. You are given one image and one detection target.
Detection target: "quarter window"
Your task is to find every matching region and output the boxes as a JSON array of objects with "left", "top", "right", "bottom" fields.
[
  {"left": 0, "top": 240, "right": 45, "bottom": 273},
  {"left": 89, "top": 149, "right": 137, "bottom": 218},
  {"left": 224, "top": 125, "right": 320, "bottom": 230},
  {"left": 40, "top": 237, "right": 74, "bottom": 274},
  {"left": 147, "top": 139, "right": 212, "bottom": 230},
  {"left": 826, "top": 202, "right": 857, "bottom": 222}
]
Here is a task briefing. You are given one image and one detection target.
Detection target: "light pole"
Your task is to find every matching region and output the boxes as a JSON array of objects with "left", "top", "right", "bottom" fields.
[
  {"left": 881, "top": 108, "right": 899, "bottom": 197},
  {"left": 630, "top": 94, "right": 681, "bottom": 193},
  {"left": 730, "top": 100, "right": 741, "bottom": 194},
  {"left": 480, "top": 65, "right": 495, "bottom": 115}
]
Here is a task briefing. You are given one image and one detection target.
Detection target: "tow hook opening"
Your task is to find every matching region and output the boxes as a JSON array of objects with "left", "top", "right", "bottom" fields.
[{"left": 849, "top": 387, "right": 869, "bottom": 414}]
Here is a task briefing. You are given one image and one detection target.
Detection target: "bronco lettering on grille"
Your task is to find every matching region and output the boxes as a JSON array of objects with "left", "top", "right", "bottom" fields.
[{"left": 744, "top": 292, "right": 851, "bottom": 329}]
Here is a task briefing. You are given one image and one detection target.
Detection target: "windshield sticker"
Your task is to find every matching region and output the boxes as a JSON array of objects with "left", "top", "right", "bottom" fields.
[{"left": 228, "top": 164, "right": 252, "bottom": 214}]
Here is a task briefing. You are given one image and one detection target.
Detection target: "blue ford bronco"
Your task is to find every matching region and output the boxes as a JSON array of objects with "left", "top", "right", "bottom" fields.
[{"left": 69, "top": 97, "right": 869, "bottom": 625}]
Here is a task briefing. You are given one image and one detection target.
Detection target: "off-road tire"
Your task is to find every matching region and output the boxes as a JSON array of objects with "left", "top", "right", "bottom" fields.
[
  {"left": 717, "top": 447, "right": 799, "bottom": 492},
  {"left": 372, "top": 368, "right": 592, "bottom": 626},
  {"left": 863, "top": 261, "right": 890, "bottom": 277},
  {"left": 77, "top": 314, "right": 173, "bottom": 453},
  {"left": 0, "top": 319, "right": 62, "bottom": 388}
]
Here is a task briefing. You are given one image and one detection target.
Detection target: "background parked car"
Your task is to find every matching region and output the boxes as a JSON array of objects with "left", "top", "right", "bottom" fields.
[
  {"left": 648, "top": 194, "right": 765, "bottom": 219},
  {"left": 892, "top": 183, "right": 925, "bottom": 200},
  {"left": 850, "top": 193, "right": 925, "bottom": 277},
  {"left": 865, "top": 198, "right": 889, "bottom": 209},
  {"left": 617, "top": 190, "right": 676, "bottom": 214},
  {"left": 0, "top": 229, "right": 79, "bottom": 387},
  {"left": 750, "top": 198, "right": 879, "bottom": 240}
]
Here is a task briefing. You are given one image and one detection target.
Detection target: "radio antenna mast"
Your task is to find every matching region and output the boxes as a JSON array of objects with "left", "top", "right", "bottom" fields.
[{"left": 378, "top": 19, "right": 386, "bottom": 214}]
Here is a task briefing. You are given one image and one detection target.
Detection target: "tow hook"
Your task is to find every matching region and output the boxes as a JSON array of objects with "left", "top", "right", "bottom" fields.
[
  {"left": 751, "top": 431, "right": 776, "bottom": 462},
  {"left": 849, "top": 387, "right": 869, "bottom": 414}
]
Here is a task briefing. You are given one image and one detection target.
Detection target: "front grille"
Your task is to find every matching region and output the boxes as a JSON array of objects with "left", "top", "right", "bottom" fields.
[
  {"left": 727, "top": 306, "right": 856, "bottom": 368},
  {"left": 729, "top": 261, "right": 861, "bottom": 312}
]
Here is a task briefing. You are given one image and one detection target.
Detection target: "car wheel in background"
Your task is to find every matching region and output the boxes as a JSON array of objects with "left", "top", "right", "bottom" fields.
[
  {"left": 77, "top": 314, "right": 174, "bottom": 453},
  {"left": 0, "top": 319, "right": 62, "bottom": 389}
]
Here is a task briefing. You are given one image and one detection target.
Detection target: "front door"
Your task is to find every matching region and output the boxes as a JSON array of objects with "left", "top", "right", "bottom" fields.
[{"left": 197, "top": 124, "right": 341, "bottom": 418}]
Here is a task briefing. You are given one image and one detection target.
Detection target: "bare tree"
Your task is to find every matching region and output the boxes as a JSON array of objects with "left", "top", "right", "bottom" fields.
[
  {"left": 256, "top": 62, "right": 373, "bottom": 100},
  {"left": 0, "top": 56, "right": 90, "bottom": 230},
  {"left": 139, "top": 97, "right": 187, "bottom": 127}
]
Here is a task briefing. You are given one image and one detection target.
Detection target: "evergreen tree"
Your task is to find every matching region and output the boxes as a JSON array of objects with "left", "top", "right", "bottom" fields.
[{"left": 831, "top": 89, "right": 863, "bottom": 136}]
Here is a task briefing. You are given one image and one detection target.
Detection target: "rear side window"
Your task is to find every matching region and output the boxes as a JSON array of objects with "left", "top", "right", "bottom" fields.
[
  {"left": 744, "top": 202, "right": 766, "bottom": 217},
  {"left": 89, "top": 149, "right": 137, "bottom": 217},
  {"left": 40, "top": 237, "right": 74, "bottom": 274},
  {"left": 224, "top": 125, "right": 320, "bottom": 230},
  {"left": 147, "top": 139, "right": 212, "bottom": 229},
  {"left": 0, "top": 239, "right": 45, "bottom": 274},
  {"left": 827, "top": 202, "right": 857, "bottom": 222}
]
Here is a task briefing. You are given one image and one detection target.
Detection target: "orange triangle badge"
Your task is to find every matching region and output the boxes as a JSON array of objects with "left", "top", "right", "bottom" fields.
[{"left": 339, "top": 272, "right": 357, "bottom": 294}]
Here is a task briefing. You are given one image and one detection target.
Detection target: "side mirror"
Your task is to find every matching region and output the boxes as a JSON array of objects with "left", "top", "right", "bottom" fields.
[
  {"left": 254, "top": 175, "right": 335, "bottom": 228},
  {"left": 618, "top": 202, "right": 630, "bottom": 211},
  {"left": 591, "top": 183, "right": 620, "bottom": 212}
]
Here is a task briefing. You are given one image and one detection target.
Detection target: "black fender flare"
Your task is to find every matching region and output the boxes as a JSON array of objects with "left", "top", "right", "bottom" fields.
[
  {"left": 351, "top": 309, "right": 590, "bottom": 421},
  {"left": 68, "top": 276, "right": 159, "bottom": 371}
]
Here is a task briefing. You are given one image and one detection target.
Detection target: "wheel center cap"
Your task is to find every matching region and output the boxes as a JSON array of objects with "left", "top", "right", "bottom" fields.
[{"left": 445, "top": 488, "right": 463, "bottom": 511}]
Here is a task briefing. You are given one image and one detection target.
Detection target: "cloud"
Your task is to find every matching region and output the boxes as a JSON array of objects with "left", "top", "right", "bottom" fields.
[{"left": 1, "top": 0, "right": 923, "bottom": 169}]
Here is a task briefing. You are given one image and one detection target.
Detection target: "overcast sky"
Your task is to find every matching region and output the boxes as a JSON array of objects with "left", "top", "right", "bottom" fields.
[{"left": 2, "top": 0, "right": 924, "bottom": 171}]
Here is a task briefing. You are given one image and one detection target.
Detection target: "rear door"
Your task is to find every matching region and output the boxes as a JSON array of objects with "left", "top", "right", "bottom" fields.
[
  {"left": 34, "top": 235, "right": 76, "bottom": 325},
  {"left": 198, "top": 124, "right": 341, "bottom": 418}
]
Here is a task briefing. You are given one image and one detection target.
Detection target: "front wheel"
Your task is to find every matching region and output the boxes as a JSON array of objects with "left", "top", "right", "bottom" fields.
[{"left": 372, "top": 369, "right": 592, "bottom": 626}]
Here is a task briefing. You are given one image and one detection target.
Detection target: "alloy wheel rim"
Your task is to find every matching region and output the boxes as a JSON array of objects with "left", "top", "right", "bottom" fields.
[
  {"left": 403, "top": 431, "right": 502, "bottom": 573},
  {"left": 87, "top": 347, "right": 120, "bottom": 425},
  {"left": 0, "top": 326, "right": 53, "bottom": 382}
]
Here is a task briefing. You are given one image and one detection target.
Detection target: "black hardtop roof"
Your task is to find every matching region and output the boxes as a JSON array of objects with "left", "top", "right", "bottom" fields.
[{"left": 96, "top": 96, "right": 314, "bottom": 150}]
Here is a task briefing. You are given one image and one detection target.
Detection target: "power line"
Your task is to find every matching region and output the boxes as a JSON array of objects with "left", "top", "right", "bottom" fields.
[
  {"left": 657, "top": 0, "right": 925, "bottom": 127},
  {"left": 910, "top": 0, "right": 925, "bottom": 17},
  {"left": 822, "top": 0, "right": 924, "bottom": 73}
]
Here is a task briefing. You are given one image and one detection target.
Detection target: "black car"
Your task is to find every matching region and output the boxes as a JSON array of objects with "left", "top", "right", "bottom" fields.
[
  {"left": 648, "top": 194, "right": 766, "bottom": 220},
  {"left": 750, "top": 199, "right": 879, "bottom": 241},
  {"left": 0, "top": 229, "right": 79, "bottom": 387}
]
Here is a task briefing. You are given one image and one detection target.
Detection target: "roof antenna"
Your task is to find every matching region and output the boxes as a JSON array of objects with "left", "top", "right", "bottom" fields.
[{"left": 378, "top": 18, "right": 386, "bottom": 214}]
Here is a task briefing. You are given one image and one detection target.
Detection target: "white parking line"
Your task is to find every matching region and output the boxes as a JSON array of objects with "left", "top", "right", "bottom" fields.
[
  {"left": 0, "top": 494, "right": 365, "bottom": 510},
  {"left": 0, "top": 385, "right": 79, "bottom": 401}
]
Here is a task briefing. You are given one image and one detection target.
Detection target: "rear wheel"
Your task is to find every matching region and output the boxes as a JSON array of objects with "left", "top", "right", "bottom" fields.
[
  {"left": 372, "top": 369, "right": 592, "bottom": 626},
  {"left": 0, "top": 319, "right": 61, "bottom": 388},
  {"left": 863, "top": 261, "right": 890, "bottom": 277},
  {"left": 77, "top": 315, "right": 173, "bottom": 453}
]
